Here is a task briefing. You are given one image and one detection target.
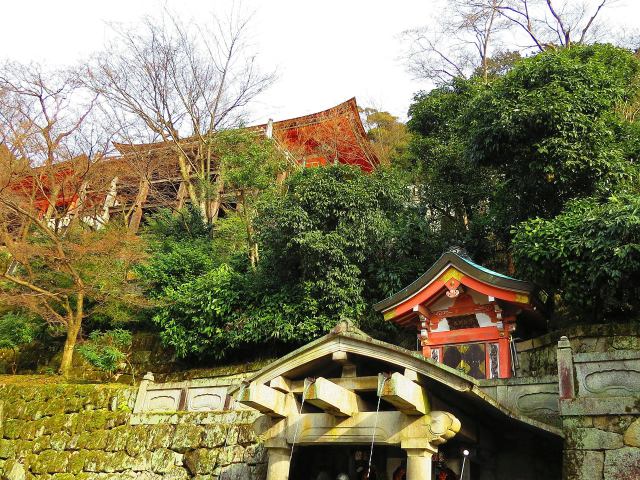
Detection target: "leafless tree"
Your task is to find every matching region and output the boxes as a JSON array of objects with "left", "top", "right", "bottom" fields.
[
  {"left": 0, "top": 62, "right": 146, "bottom": 377},
  {"left": 84, "top": 10, "right": 274, "bottom": 224},
  {"left": 404, "top": 0, "right": 509, "bottom": 84},
  {"left": 405, "top": 0, "right": 615, "bottom": 84},
  {"left": 495, "top": 0, "right": 613, "bottom": 50}
]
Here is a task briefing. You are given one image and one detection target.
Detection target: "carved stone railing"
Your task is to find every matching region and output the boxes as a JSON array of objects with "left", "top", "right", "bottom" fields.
[
  {"left": 133, "top": 372, "right": 248, "bottom": 414},
  {"left": 557, "top": 336, "right": 640, "bottom": 416},
  {"left": 478, "top": 375, "right": 560, "bottom": 426}
]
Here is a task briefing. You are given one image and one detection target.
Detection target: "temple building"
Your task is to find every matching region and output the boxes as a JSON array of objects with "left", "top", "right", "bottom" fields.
[
  {"left": 222, "top": 253, "right": 636, "bottom": 478},
  {"left": 374, "top": 250, "right": 545, "bottom": 380},
  {"left": 233, "top": 320, "right": 563, "bottom": 480},
  {"left": 5, "top": 98, "right": 378, "bottom": 233}
]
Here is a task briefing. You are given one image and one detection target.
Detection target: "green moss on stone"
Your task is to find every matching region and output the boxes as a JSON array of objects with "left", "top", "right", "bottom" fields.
[
  {"left": 43, "top": 415, "right": 69, "bottom": 436},
  {"left": 3, "top": 420, "right": 24, "bottom": 439},
  {"left": 0, "top": 439, "right": 16, "bottom": 459},
  {"left": 184, "top": 448, "right": 219, "bottom": 475},
  {"left": 31, "top": 450, "right": 69, "bottom": 474},
  {"left": 106, "top": 425, "right": 132, "bottom": 452},
  {"left": 84, "top": 430, "right": 109, "bottom": 451},
  {"left": 236, "top": 424, "right": 256, "bottom": 445},
  {"left": 124, "top": 425, "right": 148, "bottom": 457},
  {"left": 150, "top": 448, "right": 179, "bottom": 473},
  {"left": 170, "top": 424, "right": 204, "bottom": 453},
  {"left": 566, "top": 427, "right": 624, "bottom": 450},
  {"left": 67, "top": 450, "right": 87, "bottom": 474},
  {"left": 201, "top": 425, "right": 230, "bottom": 448},
  {"left": 32, "top": 435, "right": 51, "bottom": 453},
  {"left": 146, "top": 424, "right": 175, "bottom": 450},
  {"left": 49, "top": 432, "right": 70, "bottom": 451}
]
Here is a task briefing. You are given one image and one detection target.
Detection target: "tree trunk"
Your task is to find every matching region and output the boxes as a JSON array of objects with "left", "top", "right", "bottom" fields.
[
  {"left": 206, "top": 178, "right": 225, "bottom": 224},
  {"left": 238, "top": 191, "right": 258, "bottom": 269},
  {"left": 177, "top": 153, "right": 199, "bottom": 207},
  {"left": 59, "top": 317, "right": 81, "bottom": 377},
  {"left": 128, "top": 179, "right": 150, "bottom": 234}
]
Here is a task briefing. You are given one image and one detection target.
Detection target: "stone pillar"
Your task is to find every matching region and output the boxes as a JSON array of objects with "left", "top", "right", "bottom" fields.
[
  {"left": 266, "top": 446, "right": 292, "bottom": 480},
  {"left": 557, "top": 336, "right": 575, "bottom": 400},
  {"left": 133, "top": 372, "right": 154, "bottom": 413},
  {"left": 406, "top": 448, "right": 433, "bottom": 480}
]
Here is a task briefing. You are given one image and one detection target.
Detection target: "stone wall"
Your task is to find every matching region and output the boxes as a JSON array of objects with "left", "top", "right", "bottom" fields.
[
  {"left": 563, "top": 415, "right": 640, "bottom": 479},
  {"left": 0, "top": 381, "right": 265, "bottom": 480},
  {"left": 557, "top": 338, "right": 640, "bottom": 480},
  {"left": 516, "top": 323, "right": 640, "bottom": 377}
]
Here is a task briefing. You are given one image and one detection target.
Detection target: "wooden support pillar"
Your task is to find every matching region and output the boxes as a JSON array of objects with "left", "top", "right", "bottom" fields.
[
  {"left": 266, "top": 446, "right": 291, "bottom": 480},
  {"left": 175, "top": 180, "right": 188, "bottom": 211},
  {"left": 96, "top": 177, "right": 118, "bottom": 228},
  {"left": 332, "top": 351, "right": 357, "bottom": 377},
  {"left": 128, "top": 179, "right": 150, "bottom": 234},
  {"left": 498, "top": 336, "right": 512, "bottom": 378},
  {"left": 405, "top": 448, "right": 433, "bottom": 480}
]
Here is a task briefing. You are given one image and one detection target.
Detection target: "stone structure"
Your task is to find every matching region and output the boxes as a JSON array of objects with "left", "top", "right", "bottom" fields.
[
  {"left": 235, "top": 321, "right": 562, "bottom": 479},
  {"left": 557, "top": 336, "right": 640, "bottom": 479},
  {"left": 0, "top": 383, "right": 265, "bottom": 480},
  {"left": 0, "top": 323, "right": 638, "bottom": 479}
]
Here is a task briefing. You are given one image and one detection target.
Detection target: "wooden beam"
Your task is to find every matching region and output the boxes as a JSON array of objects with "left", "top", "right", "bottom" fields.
[
  {"left": 269, "top": 376, "right": 293, "bottom": 393},
  {"left": 304, "top": 377, "right": 360, "bottom": 417},
  {"left": 332, "top": 351, "right": 349, "bottom": 363},
  {"left": 403, "top": 368, "right": 419, "bottom": 383},
  {"left": 128, "top": 179, "right": 150, "bottom": 234},
  {"left": 332, "top": 351, "right": 357, "bottom": 377},
  {"left": 289, "top": 376, "right": 379, "bottom": 394},
  {"left": 378, "top": 372, "right": 430, "bottom": 416},
  {"left": 412, "top": 304, "right": 430, "bottom": 320},
  {"left": 237, "top": 382, "right": 288, "bottom": 418}
]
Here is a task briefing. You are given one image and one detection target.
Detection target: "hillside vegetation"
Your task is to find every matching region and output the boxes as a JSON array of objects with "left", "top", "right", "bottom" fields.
[{"left": 2, "top": 44, "right": 640, "bottom": 374}]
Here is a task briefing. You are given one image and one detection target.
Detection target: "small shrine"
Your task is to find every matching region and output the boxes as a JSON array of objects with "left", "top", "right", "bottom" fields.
[{"left": 374, "top": 250, "right": 543, "bottom": 379}]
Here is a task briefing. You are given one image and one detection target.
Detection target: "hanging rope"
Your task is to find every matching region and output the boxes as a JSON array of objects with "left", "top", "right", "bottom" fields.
[
  {"left": 289, "top": 377, "right": 314, "bottom": 467},
  {"left": 367, "top": 373, "right": 390, "bottom": 479}
]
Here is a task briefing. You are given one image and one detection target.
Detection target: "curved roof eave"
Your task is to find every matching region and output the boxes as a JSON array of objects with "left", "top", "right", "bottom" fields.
[
  {"left": 230, "top": 326, "right": 562, "bottom": 439},
  {"left": 373, "top": 252, "right": 537, "bottom": 313},
  {"left": 112, "top": 98, "right": 379, "bottom": 169}
]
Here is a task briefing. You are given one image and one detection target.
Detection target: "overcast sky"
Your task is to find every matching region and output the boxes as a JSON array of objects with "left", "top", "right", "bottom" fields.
[{"left": 1, "top": 1, "right": 638, "bottom": 125}]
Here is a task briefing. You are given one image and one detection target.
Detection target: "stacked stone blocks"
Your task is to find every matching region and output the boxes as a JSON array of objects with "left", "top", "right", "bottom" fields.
[{"left": 0, "top": 384, "right": 266, "bottom": 479}]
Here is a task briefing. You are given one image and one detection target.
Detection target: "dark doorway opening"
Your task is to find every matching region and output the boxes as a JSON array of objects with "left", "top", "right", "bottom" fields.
[{"left": 289, "top": 444, "right": 406, "bottom": 480}]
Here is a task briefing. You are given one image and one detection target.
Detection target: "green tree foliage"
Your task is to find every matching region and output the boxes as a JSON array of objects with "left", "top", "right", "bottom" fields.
[
  {"left": 360, "top": 108, "right": 411, "bottom": 166},
  {"left": 468, "top": 44, "right": 640, "bottom": 230},
  {"left": 77, "top": 329, "right": 133, "bottom": 379},
  {"left": 253, "top": 164, "right": 439, "bottom": 338},
  {"left": 407, "top": 44, "right": 640, "bottom": 323},
  {"left": 138, "top": 207, "right": 246, "bottom": 359},
  {"left": 0, "top": 311, "right": 42, "bottom": 373},
  {"left": 142, "top": 165, "right": 438, "bottom": 360},
  {"left": 407, "top": 78, "right": 498, "bottom": 263},
  {"left": 512, "top": 190, "right": 640, "bottom": 324},
  {"left": 140, "top": 207, "right": 216, "bottom": 294},
  {"left": 211, "top": 130, "right": 289, "bottom": 268}
]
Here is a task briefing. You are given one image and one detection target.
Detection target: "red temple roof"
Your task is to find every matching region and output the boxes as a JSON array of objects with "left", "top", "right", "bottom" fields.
[
  {"left": 374, "top": 251, "right": 540, "bottom": 327},
  {"left": 114, "top": 98, "right": 378, "bottom": 172}
]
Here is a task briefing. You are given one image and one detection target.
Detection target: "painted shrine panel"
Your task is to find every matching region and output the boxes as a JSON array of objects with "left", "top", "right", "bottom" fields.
[{"left": 443, "top": 343, "right": 486, "bottom": 379}]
